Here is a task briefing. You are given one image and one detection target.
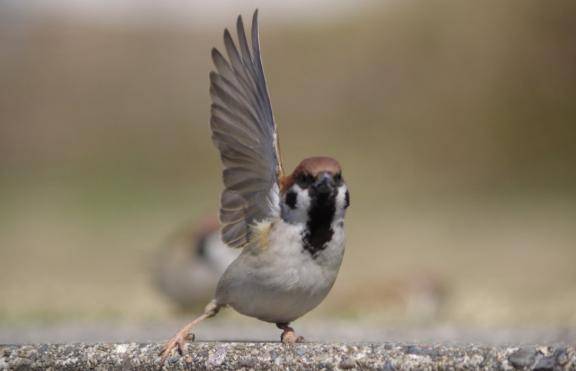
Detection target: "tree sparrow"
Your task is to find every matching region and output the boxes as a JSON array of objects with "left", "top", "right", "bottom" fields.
[
  {"left": 161, "top": 10, "right": 350, "bottom": 360},
  {"left": 153, "top": 216, "right": 240, "bottom": 309}
]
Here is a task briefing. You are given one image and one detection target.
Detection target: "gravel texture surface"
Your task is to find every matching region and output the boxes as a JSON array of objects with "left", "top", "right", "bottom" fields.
[{"left": 1, "top": 342, "right": 575, "bottom": 370}]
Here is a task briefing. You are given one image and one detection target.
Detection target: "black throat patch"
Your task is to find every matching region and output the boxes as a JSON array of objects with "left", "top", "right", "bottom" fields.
[{"left": 303, "top": 190, "right": 336, "bottom": 257}]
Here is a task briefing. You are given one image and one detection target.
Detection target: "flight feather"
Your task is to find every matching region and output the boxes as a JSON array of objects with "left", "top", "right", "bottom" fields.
[{"left": 210, "top": 10, "right": 283, "bottom": 248}]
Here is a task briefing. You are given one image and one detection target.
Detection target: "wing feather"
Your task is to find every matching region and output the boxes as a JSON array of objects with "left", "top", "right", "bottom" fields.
[{"left": 210, "top": 10, "right": 283, "bottom": 248}]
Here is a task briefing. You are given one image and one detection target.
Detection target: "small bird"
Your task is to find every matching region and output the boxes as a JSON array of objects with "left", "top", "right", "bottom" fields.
[
  {"left": 153, "top": 216, "right": 240, "bottom": 309},
  {"left": 161, "top": 10, "right": 350, "bottom": 360}
]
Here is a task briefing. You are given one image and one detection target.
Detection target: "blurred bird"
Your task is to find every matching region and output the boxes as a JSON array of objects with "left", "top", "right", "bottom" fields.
[
  {"left": 153, "top": 216, "right": 239, "bottom": 309},
  {"left": 161, "top": 10, "right": 350, "bottom": 360}
]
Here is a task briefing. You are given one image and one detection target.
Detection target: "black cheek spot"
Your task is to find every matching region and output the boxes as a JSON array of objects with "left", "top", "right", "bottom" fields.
[
  {"left": 344, "top": 190, "right": 350, "bottom": 208},
  {"left": 285, "top": 191, "right": 298, "bottom": 209}
]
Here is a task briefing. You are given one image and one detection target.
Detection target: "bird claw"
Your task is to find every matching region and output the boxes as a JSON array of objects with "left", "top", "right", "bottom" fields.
[
  {"left": 281, "top": 330, "right": 305, "bottom": 344},
  {"left": 159, "top": 332, "right": 195, "bottom": 363},
  {"left": 185, "top": 333, "right": 196, "bottom": 341}
]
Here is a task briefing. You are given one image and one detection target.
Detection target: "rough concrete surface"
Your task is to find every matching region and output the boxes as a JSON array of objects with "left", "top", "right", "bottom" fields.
[{"left": 1, "top": 342, "right": 575, "bottom": 370}]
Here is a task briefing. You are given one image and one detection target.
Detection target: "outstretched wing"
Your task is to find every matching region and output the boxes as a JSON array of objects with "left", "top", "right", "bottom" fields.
[{"left": 210, "top": 10, "right": 284, "bottom": 248}]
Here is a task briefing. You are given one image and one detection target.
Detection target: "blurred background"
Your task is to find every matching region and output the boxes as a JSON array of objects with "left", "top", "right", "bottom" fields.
[{"left": 1, "top": 0, "right": 575, "bottom": 343}]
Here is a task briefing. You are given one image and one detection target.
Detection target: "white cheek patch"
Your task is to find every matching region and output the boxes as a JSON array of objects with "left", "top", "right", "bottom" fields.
[
  {"left": 281, "top": 184, "right": 311, "bottom": 224},
  {"left": 294, "top": 184, "right": 311, "bottom": 210},
  {"left": 334, "top": 185, "right": 348, "bottom": 220}
]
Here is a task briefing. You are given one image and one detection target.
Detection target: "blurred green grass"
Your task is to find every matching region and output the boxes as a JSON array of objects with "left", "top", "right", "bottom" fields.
[{"left": 0, "top": 0, "right": 575, "bottom": 325}]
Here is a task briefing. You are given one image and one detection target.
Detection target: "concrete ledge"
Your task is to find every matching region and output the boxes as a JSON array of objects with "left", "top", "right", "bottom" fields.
[{"left": 1, "top": 342, "right": 574, "bottom": 370}]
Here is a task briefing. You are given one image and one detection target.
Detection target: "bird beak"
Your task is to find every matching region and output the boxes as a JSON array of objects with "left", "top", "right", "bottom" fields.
[{"left": 313, "top": 172, "right": 335, "bottom": 195}]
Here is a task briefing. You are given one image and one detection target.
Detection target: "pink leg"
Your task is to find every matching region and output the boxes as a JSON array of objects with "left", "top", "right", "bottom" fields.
[{"left": 160, "top": 300, "right": 221, "bottom": 363}]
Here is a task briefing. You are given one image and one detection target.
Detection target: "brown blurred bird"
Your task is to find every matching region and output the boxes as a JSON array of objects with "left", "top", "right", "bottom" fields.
[
  {"left": 153, "top": 216, "right": 239, "bottom": 309},
  {"left": 161, "top": 10, "right": 350, "bottom": 360}
]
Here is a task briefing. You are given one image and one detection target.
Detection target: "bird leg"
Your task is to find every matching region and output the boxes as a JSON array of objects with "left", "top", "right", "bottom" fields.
[
  {"left": 276, "top": 323, "right": 305, "bottom": 343},
  {"left": 160, "top": 300, "right": 222, "bottom": 363}
]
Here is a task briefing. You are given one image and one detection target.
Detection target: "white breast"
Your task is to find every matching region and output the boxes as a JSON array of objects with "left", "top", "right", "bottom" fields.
[{"left": 215, "top": 218, "right": 345, "bottom": 323}]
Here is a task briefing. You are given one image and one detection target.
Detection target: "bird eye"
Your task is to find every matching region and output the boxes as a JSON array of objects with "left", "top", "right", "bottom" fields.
[
  {"left": 297, "top": 173, "right": 313, "bottom": 188},
  {"left": 334, "top": 173, "right": 342, "bottom": 185}
]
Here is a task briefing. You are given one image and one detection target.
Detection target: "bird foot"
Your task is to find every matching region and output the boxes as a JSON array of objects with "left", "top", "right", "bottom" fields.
[
  {"left": 159, "top": 330, "right": 195, "bottom": 363},
  {"left": 280, "top": 327, "right": 305, "bottom": 344}
]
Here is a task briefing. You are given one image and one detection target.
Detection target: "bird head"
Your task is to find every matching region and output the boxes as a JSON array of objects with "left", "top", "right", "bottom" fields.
[{"left": 280, "top": 156, "right": 349, "bottom": 225}]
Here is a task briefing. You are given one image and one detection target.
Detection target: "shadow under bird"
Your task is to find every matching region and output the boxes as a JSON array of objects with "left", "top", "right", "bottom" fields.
[{"left": 161, "top": 10, "right": 350, "bottom": 361}]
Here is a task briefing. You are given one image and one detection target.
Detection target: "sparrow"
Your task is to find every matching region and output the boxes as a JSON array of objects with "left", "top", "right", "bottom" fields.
[
  {"left": 161, "top": 10, "right": 350, "bottom": 360},
  {"left": 153, "top": 216, "right": 240, "bottom": 309}
]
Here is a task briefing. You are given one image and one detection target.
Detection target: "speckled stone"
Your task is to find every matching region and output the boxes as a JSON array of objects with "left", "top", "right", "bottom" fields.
[
  {"left": 509, "top": 347, "right": 537, "bottom": 368},
  {"left": 0, "top": 342, "right": 574, "bottom": 370}
]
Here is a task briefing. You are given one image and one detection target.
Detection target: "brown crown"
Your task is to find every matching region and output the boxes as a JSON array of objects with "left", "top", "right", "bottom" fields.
[{"left": 280, "top": 156, "right": 342, "bottom": 191}]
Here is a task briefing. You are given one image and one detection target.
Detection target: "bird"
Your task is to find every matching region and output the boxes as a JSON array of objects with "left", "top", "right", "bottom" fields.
[
  {"left": 153, "top": 216, "right": 240, "bottom": 309},
  {"left": 160, "top": 10, "right": 350, "bottom": 360}
]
